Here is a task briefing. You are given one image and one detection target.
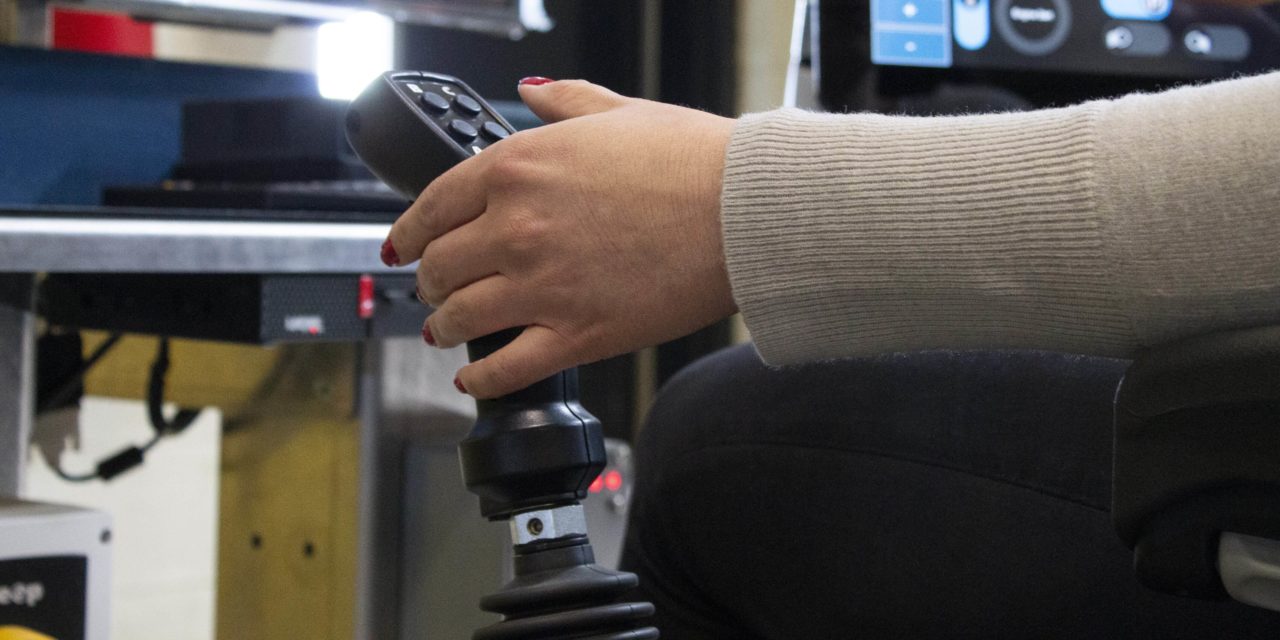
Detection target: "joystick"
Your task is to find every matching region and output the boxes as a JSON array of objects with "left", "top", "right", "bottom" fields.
[{"left": 346, "top": 72, "right": 658, "bottom": 639}]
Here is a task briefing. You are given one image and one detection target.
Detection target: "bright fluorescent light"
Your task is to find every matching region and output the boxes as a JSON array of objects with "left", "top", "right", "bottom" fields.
[{"left": 316, "top": 11, "right": 394, "bottom": 101}]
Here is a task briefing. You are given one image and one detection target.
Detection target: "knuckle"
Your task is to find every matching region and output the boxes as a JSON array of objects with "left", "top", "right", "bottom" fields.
[
  {"left": 501, "top": 210, "right": 547, "bottom": 253},
  {"left": 541, "top": 79, "right": 576, "bottom": 101},
  {"left": 422, "top": 290, "right": 446, "bottom": 309},
  {"left": 419, "top": 179, "right": 444, "bottom": 213},
  {"left": 420, "top": 241, "right": 446, "bottom": 279},
  {"left": 411, "top": 187, "right": 444, "bottom": 237},
  {"left": 440, "top": 295, "right": 473, "bottom": 335},
  {"left": 417, "top": 259, "right": 443, "bottom": 292},
  {"left": 549, "top": 79, "right": 591, "bottom": 102},
  {"left": 427, "top": 313, "right": 457, "bottom": 347},
  {"left": 497, "top": 131, "right": 536, "bottom": 158},
  {"left": 552, "top": 80, "right": 628, "bottom": 114},
  {"left": 478, "top": 358, "right": 520, "bottom": 395},
  {"left": 417, "top": 275, "right": 446, "bottom": 309},
  {"left": 484, "top": 144, "right": 535, "bottom": 189}
]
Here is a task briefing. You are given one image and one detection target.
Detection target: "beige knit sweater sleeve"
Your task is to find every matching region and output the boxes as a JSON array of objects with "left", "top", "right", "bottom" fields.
[{"left": 720, "top": 72, "right": 1280, "bottom": 365}]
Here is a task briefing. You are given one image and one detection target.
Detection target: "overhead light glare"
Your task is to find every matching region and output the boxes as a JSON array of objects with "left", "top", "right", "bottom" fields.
[{"left": 317, "top": 11, "right": 394, "bottom": 101}]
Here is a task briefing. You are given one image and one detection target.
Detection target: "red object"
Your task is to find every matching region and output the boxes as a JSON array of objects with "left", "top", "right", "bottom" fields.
[
  {"left": 453, "top": 377, "right": 468, "bottom": 394},
  {"left": 588, "top": 475, "right": 604, "bottom": 493},
  {"left": 604, "top": 470, "right": 623, "bottom": 492},
  {"left": 380, "top": 238, "right": 400, "bottom": 266},
  {"left": 358, "top": 274, "right": 376, "bottom": 319},
  {"left": 518, "top": 76, "right": 556, "bottom": 86},
  {"left": 421, "top": 323, "right": 436, "bottom": 346},
  {"left": 52, "top": 8, "right": 154, "bottom": 57}
]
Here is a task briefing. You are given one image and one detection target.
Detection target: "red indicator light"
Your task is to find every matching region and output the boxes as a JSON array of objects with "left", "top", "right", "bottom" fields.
[
  {"left": 588, "top": 475, "right": 604, "bottom": 493},
  {"left": 358, "top": 274, "right": 376, "bottom": 319},
  {"left": 604, "top": 470, "right": 623, "bottom": 492},
  {"left": 308, "top": 326, "right": 319, "bottom": 335}
]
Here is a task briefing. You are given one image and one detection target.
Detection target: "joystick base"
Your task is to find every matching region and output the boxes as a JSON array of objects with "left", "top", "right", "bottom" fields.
[{"left": 474, "top": 534, "right": 659, "bottom": 640}]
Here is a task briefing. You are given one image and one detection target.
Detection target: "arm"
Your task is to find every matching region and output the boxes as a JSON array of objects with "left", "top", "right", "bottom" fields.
[
  {"left": 725, "top": 72, "right": 1280, "bottom": 364},
  {"left": 384, "top": 73, "right": 1279, "bottom": 397}
]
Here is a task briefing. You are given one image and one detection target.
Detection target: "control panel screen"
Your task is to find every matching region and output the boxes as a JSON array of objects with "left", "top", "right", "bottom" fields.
[{"left": 871, "top": 0, "right": 1280, "bottom": 77}]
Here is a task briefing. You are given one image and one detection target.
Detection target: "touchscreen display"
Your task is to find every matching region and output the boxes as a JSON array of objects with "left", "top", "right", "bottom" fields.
[{"left": 870, "top": 0, "right": 1280, "bottom": 77}]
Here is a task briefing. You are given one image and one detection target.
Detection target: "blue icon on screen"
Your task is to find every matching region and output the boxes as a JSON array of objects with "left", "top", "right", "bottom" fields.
[
  {"left": 876, "top": 32, "right": 952, "bottom": 65},
  {"left": 872, "top": 0, "right": 953, "bottom": 67},
  {"left": 1101, "top": 0, "right": 1173, "bottom": 21},
  {"left": 953, "top": 0, "right": 990, "bottom": 50},
  {"left": 878, "top": 0, "right": 948, "bottom": 24}
]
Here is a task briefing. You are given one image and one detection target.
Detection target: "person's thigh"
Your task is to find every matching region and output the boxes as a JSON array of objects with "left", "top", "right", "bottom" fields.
[{"left": 619, "top": 345, "right": 1280, "bottom": 639}]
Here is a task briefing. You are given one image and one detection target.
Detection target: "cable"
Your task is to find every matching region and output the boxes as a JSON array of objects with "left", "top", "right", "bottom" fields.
[
  {"left": 37, "top": 332, "right": 124, "bottom": 414},
  {"left": 53, "top": 336, "right": 202, "bottom": 483},
  {"left": 51, "top": 461, "right": 101, "bottom": 483},
  {"left": 146, "top": 338, "right": 201, "bottom": 436}
]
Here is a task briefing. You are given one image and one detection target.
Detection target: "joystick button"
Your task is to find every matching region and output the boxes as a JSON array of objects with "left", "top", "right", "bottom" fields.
[
  {"left": 482, "top": 122, "right": 510, "bottom": 141},
  {"left": 453, "top": 94, "right": 482, "bottom": 116},
  {"left": 448, "top": 119, "right": 479, "bottom": 142},
  {"left": 421, "top": 92, "right": 450, "bottom": 113}
]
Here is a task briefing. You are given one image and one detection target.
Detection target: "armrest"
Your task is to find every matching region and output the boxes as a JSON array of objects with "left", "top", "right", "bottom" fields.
[
  {"left": 1118, "top": 325, "right": 1280, "bottom": 418},
  {"left": 1113, "top": 325, "right": 1280, "bottom": 600}
]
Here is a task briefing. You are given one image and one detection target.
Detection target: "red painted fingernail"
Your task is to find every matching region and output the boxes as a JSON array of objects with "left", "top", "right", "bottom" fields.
[
  {"left": 453, "top": 377, "right": 467, "bottom": 394},
  {"left": 380, "top": 238, "right": 399, "bottom": 266},
  {"left": 422, "top": 324, "right": 436, "bottom": 346},
  {"left": 518, "top": 76, "right": 554, "bottom": 86}
]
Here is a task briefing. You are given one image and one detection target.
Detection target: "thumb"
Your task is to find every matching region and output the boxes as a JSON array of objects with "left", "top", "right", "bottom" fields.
[{"left": 517, "top": 78, "right": 631, "bottom": 124}]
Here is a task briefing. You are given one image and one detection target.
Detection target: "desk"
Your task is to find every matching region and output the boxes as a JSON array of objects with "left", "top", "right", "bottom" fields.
[
  {"left": 0, "top": 206, "right": 483, "bottom": 639},
  {"left": 0, "top": 208, "right": 391, "bottom": 273}
]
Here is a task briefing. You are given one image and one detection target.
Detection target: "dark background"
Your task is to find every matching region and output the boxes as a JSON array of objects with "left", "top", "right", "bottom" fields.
[{"left": 0, "top": 1, "right": 743, "bottom": 439}]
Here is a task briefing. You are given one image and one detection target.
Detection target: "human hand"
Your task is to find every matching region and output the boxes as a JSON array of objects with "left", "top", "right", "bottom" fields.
[{"left": 382, "top": 78, "right": 738, "bottom": 398}]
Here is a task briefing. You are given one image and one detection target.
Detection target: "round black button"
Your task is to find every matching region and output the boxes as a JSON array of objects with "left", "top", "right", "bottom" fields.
[
  {"left": 448, "top": 119, "right": 478, "bottom": 142},
  {"left": 420, "top": 92, "right": 450, "bottom": 113},
  {"left": 453, "top": 94, "right": 482, "bottom": 116},
  {"left": 995, "top": 0, "right": 1071, "bottom": 56},
  {"left": 481, "top": 122, "right": 510, "bottom": 141}
]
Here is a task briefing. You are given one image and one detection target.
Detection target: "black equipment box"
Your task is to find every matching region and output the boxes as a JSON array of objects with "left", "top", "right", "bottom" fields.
[
  {"left": 102, "top": 180, "right": 407, "bottom": 215},
  {"left": 39, "top": 273, "right": 424, "bottom": 345},
  {"left": 174, "top": 97, "right": 372, "bottom": 182}
]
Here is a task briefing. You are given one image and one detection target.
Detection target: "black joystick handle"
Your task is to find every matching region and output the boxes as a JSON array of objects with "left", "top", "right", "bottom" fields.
[
  {"left": 458, "top": 328, "right": 606, "bottom": 519},
  {"left": 345, "top": 72, "right": 657, "bottom": 638}
]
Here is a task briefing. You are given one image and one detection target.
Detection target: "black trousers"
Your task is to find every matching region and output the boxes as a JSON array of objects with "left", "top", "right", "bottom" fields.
[{"left": 619, "top": 345, "right": 1280, "bottom": 639}]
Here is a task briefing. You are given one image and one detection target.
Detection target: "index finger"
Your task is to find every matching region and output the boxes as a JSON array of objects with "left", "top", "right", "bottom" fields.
[{"left": 385, "top": 151, "right": 490, "bottom": 266}]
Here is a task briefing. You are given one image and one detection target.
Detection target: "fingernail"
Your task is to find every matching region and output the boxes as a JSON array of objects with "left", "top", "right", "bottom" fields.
[
  {"left": 453, "top": 377, "right": 468, "bottom": 394},
  {"left": 380, "top": 239, "right": 399, "bottom": 266},
  {"left": 415, "top": 285, "right": 427, "bottom": 305},
  {"left": 422, "top": 323, "right": 436, "bottom": 346},
  {"left": 518, "top": 76, "right": 554, "bottom": 86}
]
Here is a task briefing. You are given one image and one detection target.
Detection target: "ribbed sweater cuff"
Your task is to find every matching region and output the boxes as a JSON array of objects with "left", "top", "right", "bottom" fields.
[{"left": 720, "top": 106, "right": 1134, "bottom": 365}]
